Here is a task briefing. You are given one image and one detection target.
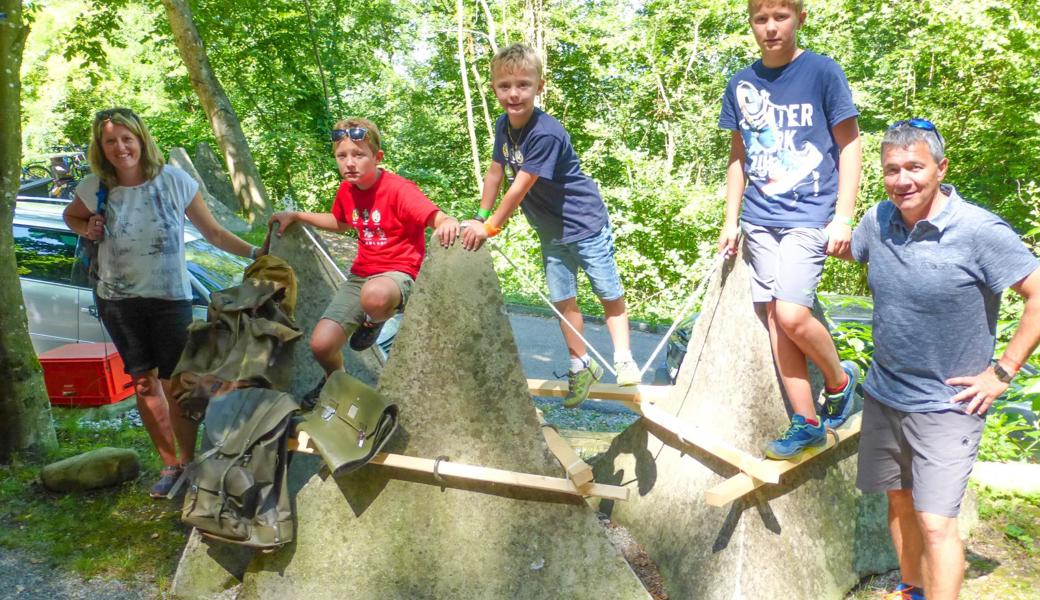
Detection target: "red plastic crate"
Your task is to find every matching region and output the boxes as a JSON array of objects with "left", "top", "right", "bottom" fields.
[{"left": 38, "top": 343, "right": 136, "bottom": 407}]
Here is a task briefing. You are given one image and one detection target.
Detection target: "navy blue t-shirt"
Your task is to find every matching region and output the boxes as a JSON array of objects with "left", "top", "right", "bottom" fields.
[
  {"left": 491, "top": 109, "right": 608, "bottom": 244},
  {"left": 719, "top": 50, "right": 858, "bottom": 228}
]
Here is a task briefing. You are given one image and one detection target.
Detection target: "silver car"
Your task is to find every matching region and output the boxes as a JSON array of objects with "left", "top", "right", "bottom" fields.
[{"left": 14, "top": 196, "right": 251, "bottom": 354}]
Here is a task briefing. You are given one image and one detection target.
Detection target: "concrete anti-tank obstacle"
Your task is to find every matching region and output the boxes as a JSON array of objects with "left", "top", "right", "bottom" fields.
[
  {"left": 235, "top": 242, "right": 650, "bottom": 599},
  {"left": 591, "top": 243, "right": 900, "bottom": 599}
]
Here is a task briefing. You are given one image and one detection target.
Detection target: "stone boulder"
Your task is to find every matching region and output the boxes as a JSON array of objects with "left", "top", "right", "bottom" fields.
[
  {"left": 193, "top": 142, "right": 239, "bottom": 213},
  {"left": 40, "top": 447, "right": 139, "bottom": 492},
  {"left": 591, "top": 245, "right": 899, "bottom": 599},
  {"left": 236, "top": 243, "right": 650, "bottom": 599},
  {"left": 167, "top": 148, "right": 249, "bottom": 234}
]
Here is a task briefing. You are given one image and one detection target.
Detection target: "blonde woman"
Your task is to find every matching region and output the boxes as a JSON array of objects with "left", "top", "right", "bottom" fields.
[{"left": 63, "top": 107, "right": 261, "bottom": 497}]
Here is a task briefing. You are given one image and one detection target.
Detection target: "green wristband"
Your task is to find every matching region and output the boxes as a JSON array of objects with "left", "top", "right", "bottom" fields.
[
  {"left": 477, "top": 207, "right": 492, "bottom": 220},
  {"left": 835, "top": 215, "right": 855, "bottom": 227}
]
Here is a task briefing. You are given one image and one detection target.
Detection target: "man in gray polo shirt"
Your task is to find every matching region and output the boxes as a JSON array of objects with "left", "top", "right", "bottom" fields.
[{"left": 844, "top": 120, "right": 1040, "bottom": 600}]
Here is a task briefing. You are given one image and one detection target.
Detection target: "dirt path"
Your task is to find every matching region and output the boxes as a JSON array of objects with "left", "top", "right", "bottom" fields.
[{"left": 0, "top": 547, "right": 153, "bottom": 600}]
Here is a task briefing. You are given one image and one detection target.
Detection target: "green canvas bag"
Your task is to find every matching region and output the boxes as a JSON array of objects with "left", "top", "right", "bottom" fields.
[
  {"left": 296, "top": 371, "right": 399, "bottom": 476},
  {"left": 181, "top": 387, "right": 299, "bottom": 549}
]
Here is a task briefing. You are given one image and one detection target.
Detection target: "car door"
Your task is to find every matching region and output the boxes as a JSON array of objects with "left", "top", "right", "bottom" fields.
[{"left": 14, "top": 224, "right": 84, "bottom": 353}]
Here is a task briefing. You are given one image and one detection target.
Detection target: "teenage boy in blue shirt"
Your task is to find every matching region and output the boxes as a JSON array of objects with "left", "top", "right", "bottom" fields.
[
  {"left": 461, "top": 43, "right": 640, "bottom": 408},
  {"left": 717, "top": 0, "right": 862, "bottom": 458}
]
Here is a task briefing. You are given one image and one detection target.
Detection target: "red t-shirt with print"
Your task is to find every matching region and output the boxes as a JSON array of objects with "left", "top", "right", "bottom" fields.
[{"left": 331, "top": 170, "right": 440, "bottom": 279}]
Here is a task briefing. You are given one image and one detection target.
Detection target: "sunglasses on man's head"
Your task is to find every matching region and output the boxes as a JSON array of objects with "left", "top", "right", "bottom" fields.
[
  {"left": 331, "top": 127, "right": 368, "bottom": 143},
  {"left": 889, "top": 118, "right": 944, "bottom": 150}
]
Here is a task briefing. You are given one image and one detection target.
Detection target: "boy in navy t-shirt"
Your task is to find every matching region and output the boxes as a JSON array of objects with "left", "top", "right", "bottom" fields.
[
  {"left": 461, "top": 43, "right": 640, "bottom": 408},
  {"left": 717, "top": 0, "right": 862, "bottom": 458}
]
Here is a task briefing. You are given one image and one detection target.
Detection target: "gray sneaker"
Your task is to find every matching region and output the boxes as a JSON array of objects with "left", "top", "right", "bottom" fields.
[
  {"left": 615, "top": 359, "right": 641, "bottom": 387},
  {"left": 563, "top": 361, "right": 605, "bottom": 408}
]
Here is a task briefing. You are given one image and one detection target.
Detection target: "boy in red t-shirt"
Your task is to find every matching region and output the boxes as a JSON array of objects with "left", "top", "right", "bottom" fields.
[{"left": 271, "top": 118, "right": 459, "bottom": 394}]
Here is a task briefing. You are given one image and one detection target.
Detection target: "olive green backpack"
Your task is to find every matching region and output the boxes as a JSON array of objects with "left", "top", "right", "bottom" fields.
[{"left": 181, "top": 387, "right": 299, "bottom": 549}]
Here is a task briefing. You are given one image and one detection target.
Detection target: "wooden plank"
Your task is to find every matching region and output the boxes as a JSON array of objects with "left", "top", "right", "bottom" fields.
[
  {"left": 704, "top": 412, "right": 864, "bottom": 507},
  {"left": 638, "top": 402, "right": 781, "bottom": 484},
  {"left": 526, "top": 378, "right": 668, "bottom": 409},
  {"left": 541, "top": 425, "right": 595, "bottom": 489},
  {"left": 289, "top": 432, "right": 628, "bottom": 502}
]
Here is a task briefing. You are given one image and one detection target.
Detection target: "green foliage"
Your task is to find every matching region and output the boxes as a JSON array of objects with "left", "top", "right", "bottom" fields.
[
  {"left": 977, "top": 487, "right": 1040, "bottom": 555},
  {"left": 17, "top": 0, "right": 1040, "bottom": 320},
  {"left": 979, "top": 412, "right": 1040, "bottom": 463}
]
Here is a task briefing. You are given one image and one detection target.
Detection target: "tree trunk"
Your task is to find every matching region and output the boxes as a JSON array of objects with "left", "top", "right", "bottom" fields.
[
  {"left": 0, "top": 0, "right": 58, "bottom": 462},
  {"left": 161, "top": 0, "right": 271, "bottom": 223},
  {"left": 457, "top": 0, "right": 483, "bottom": 194}
]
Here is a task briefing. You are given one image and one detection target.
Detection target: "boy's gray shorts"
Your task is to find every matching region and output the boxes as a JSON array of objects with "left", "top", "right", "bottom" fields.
[
  {"left": 741, "top": 222, "right": 828, "bottom": 308},
  {"left": 856, "top": 392, "right": 984, "bottom": 518}
]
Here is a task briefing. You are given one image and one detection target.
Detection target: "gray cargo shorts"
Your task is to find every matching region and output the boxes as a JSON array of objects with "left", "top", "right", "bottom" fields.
[
  {"left": 856, "top": 392, "right": 985, "bottom": 517},
  {"left": 741, "top": 222, "right": 828, "bottom": 308}
]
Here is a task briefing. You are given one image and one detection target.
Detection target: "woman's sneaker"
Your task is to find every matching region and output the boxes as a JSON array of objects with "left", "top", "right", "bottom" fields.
[
  {"left": 150, "top": 464, "right": 184, "bottom": 499},
  {"left": 765, "top": 415, "right": 826, "bottom": 459},
  {"left": 821, "top": 360, "right": 860, "bottom": 429}
]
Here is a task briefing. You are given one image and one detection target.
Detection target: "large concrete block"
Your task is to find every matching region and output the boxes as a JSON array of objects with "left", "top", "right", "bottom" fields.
[
  {"left": 239, "top": 243, "right": 650, "bottom": 599},
  {"left": 267, "top": 223, "right": 384, "bottom": 392},
  {"left": 167, "top": 148, "right": 248, "bottom": 234},
  {"left": 592, "top": 246, "right": 897, "bottom": 600},
  {"left": 193, "top": 142, "right": 239, "bottom": 213}
]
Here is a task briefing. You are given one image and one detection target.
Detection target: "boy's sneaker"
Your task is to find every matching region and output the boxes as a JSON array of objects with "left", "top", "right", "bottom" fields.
[
  {"left": 615, "top": 360, "right": 641, "bottom": 387},
  {"left": 300, "top": 377, "right": 326, "bottom": 412},
  {"left": 149, "top": 464, "right": 184, "bottom": 499},
  {"left": 882, "top": 583, "right": 925, "bottom": 600},
  {"left": 765, "top": 414, "right": 826, "bottom": 459},
  {"left": 563, "top": 361, "right": 604, "bottom": 408},
  {"left": 349, "top": 320, "right": 385, "bottom": 352},
  {"left": 821, "top": 360, "right": 861, "bottom": 429}
]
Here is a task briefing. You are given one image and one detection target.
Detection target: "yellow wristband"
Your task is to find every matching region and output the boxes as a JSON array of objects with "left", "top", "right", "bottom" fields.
[{"left": 484, "top": 223, "right": 503, "bottom": 237}]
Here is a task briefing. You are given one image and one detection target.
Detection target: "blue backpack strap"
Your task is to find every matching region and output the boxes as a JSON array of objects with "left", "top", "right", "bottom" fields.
[{"left": 96, "top": 182, "right": 108, "bottom": 215}]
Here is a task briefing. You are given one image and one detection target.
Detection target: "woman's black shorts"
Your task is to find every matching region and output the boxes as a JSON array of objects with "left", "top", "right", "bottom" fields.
[{"left": 95, "top": 296, "right": 193, "bottom": 379}]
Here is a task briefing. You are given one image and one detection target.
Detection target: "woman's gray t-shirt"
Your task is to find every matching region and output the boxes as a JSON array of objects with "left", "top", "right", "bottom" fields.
[{"left": 75, "top": 165, "right": 199, "bottom": 301}]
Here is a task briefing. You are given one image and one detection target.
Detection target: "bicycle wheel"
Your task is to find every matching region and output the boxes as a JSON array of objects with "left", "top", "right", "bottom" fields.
[{"left": 21, "top": 164, "right": 51, "bottom": 181}]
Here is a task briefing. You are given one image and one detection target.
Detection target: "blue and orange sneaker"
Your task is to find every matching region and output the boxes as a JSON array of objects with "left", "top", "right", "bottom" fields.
[
  {"left": 821, "top": 360, "right": 860, "bottom": 429},
  {"left": 882, "top": 583, "right": 925, "bottom": 600},
  {"left": 765, "top": 414, "right": 826, "bottom": 459}
]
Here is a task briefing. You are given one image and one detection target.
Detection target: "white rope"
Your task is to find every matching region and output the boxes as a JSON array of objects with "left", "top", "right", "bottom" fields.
[
  {"left": 489, "top": 243, "right": 617, "bottom": 376},
  {"left": 637, "top": 253, "right": 726, "bottom": 377}
]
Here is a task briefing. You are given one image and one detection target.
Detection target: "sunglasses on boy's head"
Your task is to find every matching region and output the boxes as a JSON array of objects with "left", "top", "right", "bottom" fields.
[
  {"left": 889, "top": 118, "right": 944, "bottom": 151},
  {"left": 330, "top": 127, "right": 368, "bottom": 143}
]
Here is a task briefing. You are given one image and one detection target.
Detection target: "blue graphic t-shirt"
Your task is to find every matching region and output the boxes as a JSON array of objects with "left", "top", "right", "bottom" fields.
[
  {"left": 491, "top": 109, "right": 608, "bottom": 245},
  {"left": 719, "top": 51, "right": 858, "bottom": 228}
]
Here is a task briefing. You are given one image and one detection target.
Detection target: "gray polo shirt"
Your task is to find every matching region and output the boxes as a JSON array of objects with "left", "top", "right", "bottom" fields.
[{"left": 851, "top": 185, "right": 1038, "bottom": 412}]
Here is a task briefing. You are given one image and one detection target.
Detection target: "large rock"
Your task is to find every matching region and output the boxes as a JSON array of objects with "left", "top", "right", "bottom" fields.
[
  {"left": 267, "top": 223, "right": 384, "bottom": 391},
  {"left": 591, "top": 245, "right": 898, "bottom": 599},
  {"left": 193, "top": 142, "right": 239, "bottom": 213},
  {"left": 167, "top": 148, "right": 249, "bottom": 234},
  {"left": 238, "top": 243, "right": 650, "bottom": 599},
  {"left": 40, "top": 447, "right": 139, "bottom": 492}
]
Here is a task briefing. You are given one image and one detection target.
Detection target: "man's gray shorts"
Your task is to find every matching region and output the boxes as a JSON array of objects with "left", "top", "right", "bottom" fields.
[
  {"left": 741, "top": 222, "right": 828, "bottom": 308},
  {"left": 856, "top": 392, "right": 985, "bottom": 517}
]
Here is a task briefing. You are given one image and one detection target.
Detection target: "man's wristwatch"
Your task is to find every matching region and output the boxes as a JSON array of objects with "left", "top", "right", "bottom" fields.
[{"left": 993, "top": 362, "right": 1016, "bottom": 384}]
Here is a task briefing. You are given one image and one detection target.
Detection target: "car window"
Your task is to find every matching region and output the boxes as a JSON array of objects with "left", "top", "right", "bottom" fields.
[
  {"left": 185, "top": 239, "right": 250, "bottom": 293},
  {"left": 14, "top": 224, "right": 79, "bottom": 285}
]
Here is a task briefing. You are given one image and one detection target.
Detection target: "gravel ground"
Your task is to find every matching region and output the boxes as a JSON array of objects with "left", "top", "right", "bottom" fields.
[{"left": 0, "top": 547, "right": 153, "bottom": 600}]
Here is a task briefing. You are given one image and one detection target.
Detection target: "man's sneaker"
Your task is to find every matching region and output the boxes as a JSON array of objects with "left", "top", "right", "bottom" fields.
[
  {"left": 821, "top": 360, "right": 861, "bottom": 429},
  {"left": 349, "top": 320, "right": 385, "bottom": 352},
  {"left": 615, "top": 360, "right": 641, "bottom": 387},
  {"left": 765, "top": 414, "right": 827, "bottom": 459},
  {"left": 150, "top": 464, "right": 183, "bottom": 499},
  {"left": 882, "top": 583, "right": 925, "bottom": 600},
  {"left": 563, "top": 361, "right": 604, "bottom": 408}
]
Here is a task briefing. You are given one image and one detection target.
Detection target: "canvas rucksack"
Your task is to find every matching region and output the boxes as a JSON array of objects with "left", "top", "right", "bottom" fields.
[
  {"left": 181, "top": 387, "right": 299, "bottom": 548},
  {"left": 170, "top": 256, "right": 301, "bottom": 423}
]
